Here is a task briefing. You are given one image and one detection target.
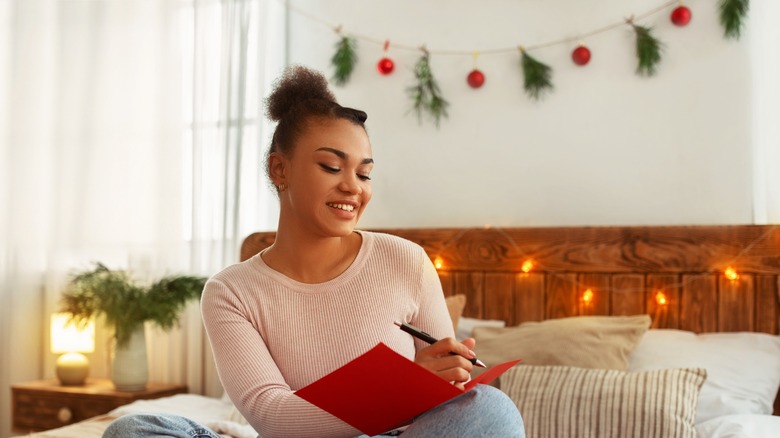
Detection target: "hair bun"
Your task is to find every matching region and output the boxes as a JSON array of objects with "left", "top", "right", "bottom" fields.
[{"left": 265, "top": 65, "right": 337, "bottom": 122}]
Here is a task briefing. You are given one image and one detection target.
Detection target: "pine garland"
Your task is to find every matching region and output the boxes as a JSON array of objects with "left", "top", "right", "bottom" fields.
[
  {"left": 407, "top": 52, "right": 449, "bottom": 127},
  {"left": 631, "top": 23, "right": 663, "bottom": 77},
  {"left": 719, "top": 0, "right": 749, "bottom": 40},
  {"left": 331, "top": 35, "right": 358, "bottom": 86},
  {"left": 520, "top": 49, "right": 553, "bottom": 100}
]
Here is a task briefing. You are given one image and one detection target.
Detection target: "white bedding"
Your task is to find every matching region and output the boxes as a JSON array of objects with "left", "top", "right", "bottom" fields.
[
  {"left": 27, "top": 394, "right": 258, "bottom": 438},
  {"left": 27, "top": 326, "right": 780, "bottom": 438}
]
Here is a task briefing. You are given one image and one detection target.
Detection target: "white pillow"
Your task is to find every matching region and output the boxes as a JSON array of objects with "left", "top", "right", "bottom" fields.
[
  {"left": 455, "top": 316, "right": 505, "bottom": 341},
  {"left": 628, "top": 329, "right": 780, "bottom": 424},
  {"left": 695, "top": 414, "right": 780, "bottom": 438}
]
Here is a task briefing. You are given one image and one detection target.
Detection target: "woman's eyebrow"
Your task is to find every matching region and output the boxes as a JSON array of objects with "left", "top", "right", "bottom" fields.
[{"left": 316, "top": 147, "right": 374, "bottom": 164}]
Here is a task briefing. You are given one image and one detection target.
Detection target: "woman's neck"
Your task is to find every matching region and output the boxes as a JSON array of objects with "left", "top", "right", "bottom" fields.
[{"left": 262, "top": 227, "right": 362, "bottom": 284}]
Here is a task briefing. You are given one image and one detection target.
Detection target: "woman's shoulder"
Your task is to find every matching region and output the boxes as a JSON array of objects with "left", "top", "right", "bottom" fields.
[
  {"left": 205, "top": 256, "right": 262, "bottom": 289},
  {"left": 360, "top": 230, "right": 426, "bottom": 258}
]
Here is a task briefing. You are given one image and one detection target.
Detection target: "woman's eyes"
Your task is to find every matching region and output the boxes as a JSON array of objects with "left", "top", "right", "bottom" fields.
[
  {"left": 319, "top": 164, "right": 371, "bottom": 181},
  {"left": 320, "top": 164, "right": 339, "bottom": 173}
]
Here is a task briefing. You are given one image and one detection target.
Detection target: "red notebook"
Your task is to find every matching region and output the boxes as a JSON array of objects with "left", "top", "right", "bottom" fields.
[{"left": 295, "top": 342, "right": 521, "bottom": 436}]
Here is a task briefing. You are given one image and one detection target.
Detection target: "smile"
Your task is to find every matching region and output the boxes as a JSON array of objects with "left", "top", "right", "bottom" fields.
[{"left": 327, "top": 203, "right": 355, "bottom": 212}]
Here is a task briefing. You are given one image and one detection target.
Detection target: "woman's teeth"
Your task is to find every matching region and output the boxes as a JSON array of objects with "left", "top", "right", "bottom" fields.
[{"left": 328, "top": 203, "right": 354, "bottom": 212}]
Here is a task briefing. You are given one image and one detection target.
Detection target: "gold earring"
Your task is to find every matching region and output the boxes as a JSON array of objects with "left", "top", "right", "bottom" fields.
[{"left": 278, "top": 183, "right": 287, "bottom": 192}]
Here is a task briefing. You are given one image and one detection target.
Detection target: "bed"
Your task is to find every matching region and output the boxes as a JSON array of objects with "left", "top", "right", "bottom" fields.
[{"left": 27, "top": 225, "right": 780, "bottom": 438}]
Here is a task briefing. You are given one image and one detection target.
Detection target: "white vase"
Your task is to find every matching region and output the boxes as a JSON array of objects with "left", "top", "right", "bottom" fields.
[{"left": 111, "top": 325, "right": 149, "bottom": 391}]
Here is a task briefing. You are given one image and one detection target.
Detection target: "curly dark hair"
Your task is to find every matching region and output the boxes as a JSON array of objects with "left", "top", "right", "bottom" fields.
[{"left": 264, "top": 65, "right": 368, "bottom": 188}]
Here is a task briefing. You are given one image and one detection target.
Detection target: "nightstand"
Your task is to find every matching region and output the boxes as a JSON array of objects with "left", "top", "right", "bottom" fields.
[{"left": 11, "top": 378, "right": 188, "bottom": 433}]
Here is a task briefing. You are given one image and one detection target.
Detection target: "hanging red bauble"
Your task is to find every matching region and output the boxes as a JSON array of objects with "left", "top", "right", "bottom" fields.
[
  {"left": 571, "top": 45, "right": 591, "bottom": 66},
  {"left": 377, "top": 57, "right": 395, "bottom": 75},
  {"left": 467, "top": 69, "right": 485, "bottom": 88},
  {"left": 670, "top": 6, "right": 692, "bottom": 26}
]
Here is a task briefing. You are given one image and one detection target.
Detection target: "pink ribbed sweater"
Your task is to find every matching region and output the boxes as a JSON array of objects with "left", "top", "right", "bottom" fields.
[{"left": 201, "top": 231, "right": 454, "bottom": 438}]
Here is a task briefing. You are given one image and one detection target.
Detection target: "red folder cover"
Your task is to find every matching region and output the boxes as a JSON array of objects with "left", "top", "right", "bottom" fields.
[{"left": 295, "top": 342, "right": 521, "bottom": 436}]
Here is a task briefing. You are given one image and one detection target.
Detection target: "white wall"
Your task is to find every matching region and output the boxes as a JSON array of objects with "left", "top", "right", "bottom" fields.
[{"left": 286, "top": 0, "right": 757, "bottom": 228}]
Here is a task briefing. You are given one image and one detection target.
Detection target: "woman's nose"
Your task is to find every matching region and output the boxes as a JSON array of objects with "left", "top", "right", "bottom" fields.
[{"left": 339, "top": 175, "right": 362, "bottom": 195}]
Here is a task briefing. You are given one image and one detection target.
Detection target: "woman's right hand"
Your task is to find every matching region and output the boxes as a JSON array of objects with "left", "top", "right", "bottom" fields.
[{"left": 414, "top": 337, "right": 476, "bottom": 389}]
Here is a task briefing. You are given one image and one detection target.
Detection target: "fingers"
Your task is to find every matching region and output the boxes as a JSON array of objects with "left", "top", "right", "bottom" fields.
[
  {"left": 414, "top": 338, "right": 476, "bottom": 384},
  {"left": 461, "top": 337, "right": 476, "bottom": 351}
]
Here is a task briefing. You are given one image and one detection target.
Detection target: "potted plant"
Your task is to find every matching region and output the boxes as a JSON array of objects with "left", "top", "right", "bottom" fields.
[{"left": 59, "top": 262, "right": 207, "bottom": 391}]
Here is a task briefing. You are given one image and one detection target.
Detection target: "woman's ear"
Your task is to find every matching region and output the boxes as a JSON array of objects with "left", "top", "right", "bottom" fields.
[{"left": 268, "top": 152, "right": 288, "bottom": 186}]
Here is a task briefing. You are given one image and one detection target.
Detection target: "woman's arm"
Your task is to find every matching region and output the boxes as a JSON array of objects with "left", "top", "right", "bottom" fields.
[{"left": 201, "top": 278, "right": 360, "bottom": 438}]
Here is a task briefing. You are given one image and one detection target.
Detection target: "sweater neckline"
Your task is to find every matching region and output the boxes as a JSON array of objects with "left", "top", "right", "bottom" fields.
[{"left": 251, "top": 230, "right": 372, "bottom": 291}]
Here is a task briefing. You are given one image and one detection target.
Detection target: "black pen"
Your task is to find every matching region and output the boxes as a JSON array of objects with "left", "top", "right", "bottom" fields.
[{"left": 393, "top": 320, "right": 486, "bottom": 368}]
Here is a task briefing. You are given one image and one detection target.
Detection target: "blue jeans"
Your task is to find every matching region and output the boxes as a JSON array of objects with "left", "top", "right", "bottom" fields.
[{"left": 103, "top": 385, "right": 525, "bottom": 437}]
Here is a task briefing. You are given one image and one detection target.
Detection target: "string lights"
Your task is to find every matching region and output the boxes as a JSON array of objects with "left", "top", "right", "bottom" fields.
[{"left": 429, "top": 225, "right": 777, "bottom": 308}]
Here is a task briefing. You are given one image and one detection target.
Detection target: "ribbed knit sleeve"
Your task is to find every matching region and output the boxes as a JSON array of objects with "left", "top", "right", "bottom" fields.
[{"left": 201, "top": 231, "right": 454, "bottom": 438}]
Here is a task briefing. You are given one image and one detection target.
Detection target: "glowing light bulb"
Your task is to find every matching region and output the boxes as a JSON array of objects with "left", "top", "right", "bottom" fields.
[
  {"left": 724, "top": 266, "right": 739, "bottom": 281},
  {"left": 521, "top": 260, "right": 533, "bottom": 273},
  {"left": 655, "top": 291, "right": 668, "bottom": 306},
  {"left": 581, "top": 289, "right": 594, "bottom": 304},
  {"left": 433, "top": 257, "right": 444, "bottom": 270}
]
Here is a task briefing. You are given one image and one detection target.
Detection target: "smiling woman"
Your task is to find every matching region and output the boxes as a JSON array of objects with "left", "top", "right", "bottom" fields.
[{"left": 103, "top": 65, "right": 525, "bottom": 438}]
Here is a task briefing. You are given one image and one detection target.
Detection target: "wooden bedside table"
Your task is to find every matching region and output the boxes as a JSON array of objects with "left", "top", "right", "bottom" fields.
[{"left": 11, "top": 378, "right": 188, "bottom": 433}]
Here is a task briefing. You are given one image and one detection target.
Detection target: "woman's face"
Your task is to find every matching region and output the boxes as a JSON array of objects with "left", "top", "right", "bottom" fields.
[{"left": 274, "top": 117, "right": 373, "bottom": 238}]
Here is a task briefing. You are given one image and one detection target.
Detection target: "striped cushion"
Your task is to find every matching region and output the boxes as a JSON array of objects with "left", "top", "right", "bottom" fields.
[{"left": 502, "top": 365, "right": 706, "bottom": 438}]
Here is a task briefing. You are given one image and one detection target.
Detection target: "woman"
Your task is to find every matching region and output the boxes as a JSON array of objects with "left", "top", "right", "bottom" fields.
[{"left": 104, "top": 65, "right": 524, "bottom": 438}]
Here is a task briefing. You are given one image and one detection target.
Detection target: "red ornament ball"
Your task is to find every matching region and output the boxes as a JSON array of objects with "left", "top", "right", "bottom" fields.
[
  {"left": 571, "top": 45, "right": 591, "bottom": 66},
  {"left": 467, "top": 69, "right": 485, "bottom": 88},
  {"left": 377, "top": 57, "right": 395, "bottom": 75},
  {"left": 671, "top": 6, "right": 692, "bottom": 26}
]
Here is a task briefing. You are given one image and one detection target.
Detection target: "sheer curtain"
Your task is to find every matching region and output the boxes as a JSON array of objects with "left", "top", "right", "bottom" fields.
[
  {"left": 0, "top": 0, "right": 282, "bottom": 434},
  {"left": 148, "top": 0, "right": 285, "bottom": 397}
]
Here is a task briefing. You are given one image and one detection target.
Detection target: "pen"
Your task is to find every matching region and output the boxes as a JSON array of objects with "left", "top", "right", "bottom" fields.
[{"left": 393, "top": 320, "right": 487, "bottom": 368}]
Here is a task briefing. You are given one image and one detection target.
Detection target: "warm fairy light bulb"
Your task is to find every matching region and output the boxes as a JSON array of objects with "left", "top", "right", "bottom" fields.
[
  {"left": 521, "top": 260, "right": 533, "bottom": 273},
  {"left": 434, "top": 257, "right": 444, "bottom": 270},
  {"left": 724, "top": 266, "right": 740, "bottom": 281},
  {"left": 581, "top": 289, "right": 594, "bottom": 304},
  {"left": 655, "top": 291, "right": 668, "bottom": 306}
]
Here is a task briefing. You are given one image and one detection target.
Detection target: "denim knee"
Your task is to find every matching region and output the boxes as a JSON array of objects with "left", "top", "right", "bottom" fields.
[
  {"left": 103, "top": 413, "right": 221, "bottom": 438},
  {"left": 404, "top": 385, "right": 525, "bottom": 437}
]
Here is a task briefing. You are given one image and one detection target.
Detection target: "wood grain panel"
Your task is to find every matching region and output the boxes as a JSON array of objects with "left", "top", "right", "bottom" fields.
[
  {"left": 718, "top": 274, "right": 755, "bottom": 332},
  {"left": 368, "top": 225, "right": 780, "bottom": 273},
  {"left": 483, "top": 273, "right": 516, "bottom": 324},
  {"left": 680, "top": 274, "right": 717, "bottom": 333},
  {"left": 514, "top": 273, "right": 545, "bottom": 324},
  {"left": 437, "top": 271, "right": 453, "bottom": 297},
  {"left": 756, "top": 275, "right": 778, "bottom": 334},
  {"left": 453, "top": 272, "right": 484, "bottom": 319},
  {"left": 577, "top": 274, "right": 610, "bottom": 316},
  {"left": 610, "top": 274, "right": 645, "bottom": 316},
  {"left": 647, "top": 275, "right": 681, "bottom": 329},
  {"left": 545, "top": 273, "right": 578, "bottom": 320}
]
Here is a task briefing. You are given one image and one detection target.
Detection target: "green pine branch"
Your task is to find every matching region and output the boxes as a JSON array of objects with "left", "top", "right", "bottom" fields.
[
  {"left": 520, "top": 50, "right": 553, "bottom": 100},
  {"left": 407, "top": 53, "right": 449, "bottom": 128},
  {"left": 719, "top": 0, "right": 749, "bottom": 40},
  {"left": 331, "top": 36, "right": 358, "bottom": 86},
  {"left": 632, "top": 24, "right": 663, "bottom": 77}
]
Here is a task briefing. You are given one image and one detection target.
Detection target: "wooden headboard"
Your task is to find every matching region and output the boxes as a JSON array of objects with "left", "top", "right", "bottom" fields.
[
  {"left": 241, "top": 225, "right": 780, "bottom": 334},
  {"left": 241, "top": 224, "right": 780, "bottom": 414}
]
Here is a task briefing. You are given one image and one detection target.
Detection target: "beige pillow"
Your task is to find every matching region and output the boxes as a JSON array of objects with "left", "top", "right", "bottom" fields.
[
  {"left": 473, "top": 315, "right": 651, "bottom": 370},
  {"left": 444, "top": 294, "right": 466, "bottom": 331},
  {"left": 502, "top": 365, "right": 706, "bottom": 438}
]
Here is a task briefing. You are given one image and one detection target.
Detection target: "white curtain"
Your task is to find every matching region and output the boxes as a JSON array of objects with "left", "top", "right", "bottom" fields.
[
  {"left": 0, "top": 0, "right": 283, "bottom": 435},
  {"left": 149, "top": 0, "right": 285, "bottom": 398}
]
